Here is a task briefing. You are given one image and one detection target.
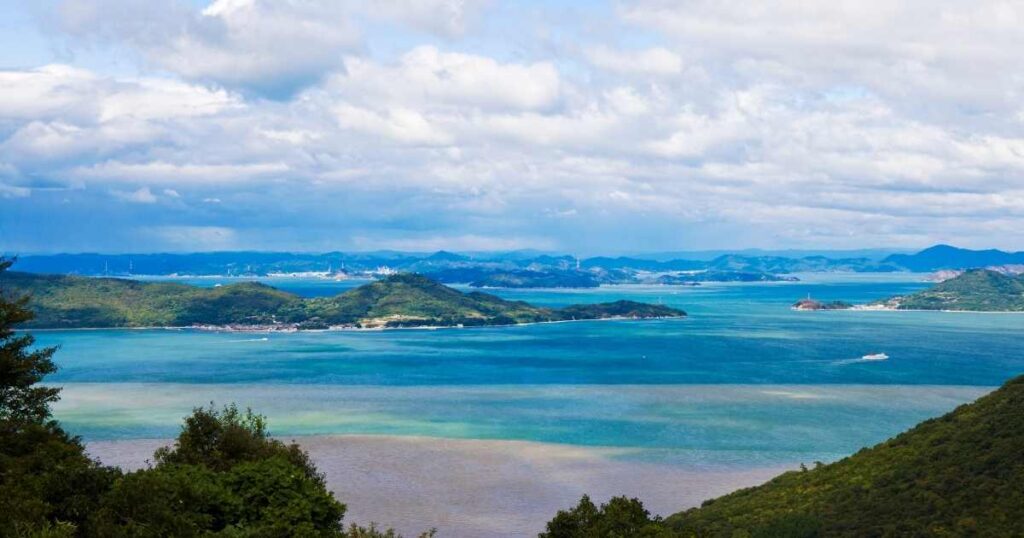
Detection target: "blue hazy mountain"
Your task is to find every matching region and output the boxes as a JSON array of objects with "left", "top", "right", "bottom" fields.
[{"left": 883, "top": 244, "right": 1024, "bottom": 271}]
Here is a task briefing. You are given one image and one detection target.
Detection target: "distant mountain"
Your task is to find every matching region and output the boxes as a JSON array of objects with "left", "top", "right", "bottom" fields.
[
  {"left": 654, "top": 271, "right": 798, "bottom": 284},
  {"left": 0, "top": 272, "right": 684, "bottom": 329},
  {"left": 884, "top": 269, "right": 1024, "bottom": 312},
  {"left": 666, "top": 374, "right": 1024, "bottom": 536},
  {"left": 425, "top": 268, "right": 600, "bottom": 288},
  {"left": 883, "top": 244, "right": 1024, "bottom": 272},
  {"left": 706, "top": 255, "right": 904, "bottom": 273},
  {"left": 580, "top": 257, "right": 705, "bottom": 271},
  {"left": 19, "top": 245, "right": 1020, "bottom": 282}
]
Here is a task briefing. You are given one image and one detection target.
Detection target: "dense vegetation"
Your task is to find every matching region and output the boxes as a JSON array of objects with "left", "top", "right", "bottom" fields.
[
  {"left": 540, "top": 495, "right": 672, "bottom": 538},
  {"left": 543, "top": 373, "right": 1024, "bottom": 537},
  {"left": 888, "top": 269, "right": 1024, "bottom": 311},
  {"left": 0, "top": 271, "right": 685, "bottom": 329},
  {"left": 0, "top": 259, "right": 431, "bottom": 537}
]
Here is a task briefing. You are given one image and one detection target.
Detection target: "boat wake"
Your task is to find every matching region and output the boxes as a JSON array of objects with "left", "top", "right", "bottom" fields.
[
  {"left": 834, "top": 353, "right": 889, "bottom": 365},
  {"left": 226, "top": 337, "right": 270, "bottom": 343}
]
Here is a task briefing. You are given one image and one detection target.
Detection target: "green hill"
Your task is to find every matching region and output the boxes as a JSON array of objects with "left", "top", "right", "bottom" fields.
[
  {"left": 665, "top": 374, "right": 1024, "bottom": 537},
  {"left": 0, "top": 272, "right": 685, "bottom": 329},
  {"left": 889, "top": 269, "right": 1024, "bottom": 311}
]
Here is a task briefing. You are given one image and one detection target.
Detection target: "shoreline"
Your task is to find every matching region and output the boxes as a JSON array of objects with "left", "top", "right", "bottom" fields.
[
  {"left": 26, "top": 314, "right": 688, "bottom": 333},
  {"left": 794, "top": 305, "right": 1024, "bottom": 314},
  {"left": 85, "top": 434, "right": 793, "bottom": 538}
]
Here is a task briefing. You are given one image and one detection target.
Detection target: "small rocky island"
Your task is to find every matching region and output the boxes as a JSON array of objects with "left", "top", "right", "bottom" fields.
[
  {"left": 792, "top": 298, "right": 854, "bottom": 311},
  {"left": 0, "top": 272, "right": 686, "bottom": 329}
]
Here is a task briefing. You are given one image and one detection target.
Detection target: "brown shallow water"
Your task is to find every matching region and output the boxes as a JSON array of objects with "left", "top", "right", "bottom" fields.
[{"left": 88, "top": 435, "right": 792, "bottom": 537}]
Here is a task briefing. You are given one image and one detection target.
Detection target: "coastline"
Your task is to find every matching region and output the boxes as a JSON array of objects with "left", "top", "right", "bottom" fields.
[
  {"left": 26, "top": 314, "right": 688, "bottom": 333},
  {"left": 86, "top": 434, "right": 792, "bottom": 538}
]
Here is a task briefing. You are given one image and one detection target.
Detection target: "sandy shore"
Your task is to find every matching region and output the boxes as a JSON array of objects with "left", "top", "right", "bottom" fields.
[{"left": 87, "top": 435, "right": 791, "bottom": 538}]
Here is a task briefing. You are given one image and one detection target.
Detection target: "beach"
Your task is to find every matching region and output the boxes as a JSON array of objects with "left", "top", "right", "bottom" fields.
[{"left": 88, "top": 435, "right": 791, "bottom": 537}]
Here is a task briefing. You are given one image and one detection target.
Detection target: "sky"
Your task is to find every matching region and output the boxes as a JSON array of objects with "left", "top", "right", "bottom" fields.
[{"left": 1, "top": 0, "right": 1024, "bottom": 254}]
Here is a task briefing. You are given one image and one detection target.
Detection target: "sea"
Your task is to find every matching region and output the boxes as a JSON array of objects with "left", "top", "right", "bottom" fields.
[{"left": 40, "top": 272, "right": 1023, "bottom": 469}]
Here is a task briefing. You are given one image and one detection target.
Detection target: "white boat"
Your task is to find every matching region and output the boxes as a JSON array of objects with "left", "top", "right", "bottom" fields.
[{"left": 861, "top": 353, "right": 889, "bottom": 361}]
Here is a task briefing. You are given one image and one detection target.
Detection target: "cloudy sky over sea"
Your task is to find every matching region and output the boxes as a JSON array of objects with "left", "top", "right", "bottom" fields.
[{"left": 2, "top": 0, "right": 1023, "bottom": 253}]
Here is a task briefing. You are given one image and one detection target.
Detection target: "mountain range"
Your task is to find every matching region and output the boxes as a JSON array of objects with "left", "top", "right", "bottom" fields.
[{"left": 7, "top": 245, "right": 1023, "bottom": 290}]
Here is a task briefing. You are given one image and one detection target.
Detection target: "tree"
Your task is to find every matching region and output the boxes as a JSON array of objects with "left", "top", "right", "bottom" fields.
[
  {"left": 0, "top": 259, "right": 118, "bottom": 537},
  {"left": 0, "top": 259, "right": 60, "bottom": 426},
  {"left": 91, "top": 404, "right": 347, "bottom": 537},
  {"left": 540, "top": 495, "right": 673, "bottom": 538}
]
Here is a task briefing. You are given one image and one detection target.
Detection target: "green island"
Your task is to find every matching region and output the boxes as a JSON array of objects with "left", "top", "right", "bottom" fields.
[
  {"left": 542, "top": 373, "right": 1024, "bottom": 537},
  {"left": 0, "top": 271, "right": 685, "bottom": 329},
  {"left": 884, "top": 268, "right": 1024, "bottom": 312},
  {"left": 792, "top": 269, "right": 1024, "bottom": 312}
]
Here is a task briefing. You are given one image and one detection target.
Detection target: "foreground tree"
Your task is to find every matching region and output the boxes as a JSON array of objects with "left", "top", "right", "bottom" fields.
[
  {"left": 540, "top": 495, "right": 673, "bottom": 538},
  {"left": 0, "top": 259, "right": 118, "bottom": 537},
  {"left": 90, "top": 404, "right": 347, "bottom": 537}
]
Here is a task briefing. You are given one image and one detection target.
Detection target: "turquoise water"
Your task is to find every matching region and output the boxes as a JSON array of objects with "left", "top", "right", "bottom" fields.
[{"left": 39, "top": 274, "right": 1024, "bottom": 467}]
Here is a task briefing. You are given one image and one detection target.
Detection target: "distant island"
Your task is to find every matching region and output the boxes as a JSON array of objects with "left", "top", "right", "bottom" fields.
[
  {"left": 792, "top": 298, "right": 854, "bottom": 311},
  {"left": 881, "top": 268, "right": 1024, "bottom": 312},
  {"left": 0, "top": 272, "right": 686, "bottom": 330},
  {"left": 793, "top": 268, "right": 1024, "bottom": 312}
]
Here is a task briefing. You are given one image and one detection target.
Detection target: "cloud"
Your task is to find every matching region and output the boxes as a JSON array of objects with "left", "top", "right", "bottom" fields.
[
  {"left": 47, "top": 0, "right": 495, "bottom": 97},
  {"left": 618, "top": 1, "right": 1024, "bottom": 123},
  {"left": 585, "top": 46, "right": 683, "bottom": 76},
  {"left": 52, "top": 0, "right": 361, "bottom": 97},
  {"left": 74, "top": 161, "right": 289, "bottom": 183},
  {"left": 4, "top": 2, "right": 1024, "bottom": 252},
  {"left": 146, "top": 225, "right": 238, "bottom": 250},
  {"left": 331, "top": 47, "right": 561, "bottom": 111},
  {"left": 111, "top": 186, "right": 158, "bottom": 203},
  {"left": 350, "top": 233, "right": 556, "bottom": 252}
]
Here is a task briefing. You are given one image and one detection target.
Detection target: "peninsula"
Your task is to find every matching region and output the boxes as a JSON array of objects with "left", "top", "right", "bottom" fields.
[
  {"left": 793, "top": 269, "right": 1024, "bottom": 312},
  {"left": 0, "top": 272, "right": 686, "bottom": 329}
]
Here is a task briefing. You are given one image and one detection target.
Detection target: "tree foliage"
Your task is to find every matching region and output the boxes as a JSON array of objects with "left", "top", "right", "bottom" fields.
[{"left": 540, "top": 495, "right": 674, "bottom": 538}]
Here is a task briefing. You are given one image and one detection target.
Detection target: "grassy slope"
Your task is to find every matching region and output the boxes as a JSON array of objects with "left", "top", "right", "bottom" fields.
[
  {"left": 666, "top": 375, "right": 1024, "bottom": 537},
  {"left": 894, "top": 269, "right": 1024, "bottom": 311},
  {"left": 0, "top": 272, "right": 684, "bottom": 329}
]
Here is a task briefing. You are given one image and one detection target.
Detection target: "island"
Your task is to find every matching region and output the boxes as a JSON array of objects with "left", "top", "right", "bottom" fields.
[
  {"left": 792, "top": 269, "right": 1024, "bottom": 312},
  {"left": 882, "top": 268, "right": 1024, "bottom": 311},
  {"left": 792, "top": 298, "right": 854, "bottom": 310},
  {"left": 0, "top": 272, "right": 686, "bottom": 329}
]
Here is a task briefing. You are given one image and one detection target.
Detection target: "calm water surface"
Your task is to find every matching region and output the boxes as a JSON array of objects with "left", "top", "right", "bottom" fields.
[{"left": 41, "top": 274, "right": 1024, "bottom": 467}]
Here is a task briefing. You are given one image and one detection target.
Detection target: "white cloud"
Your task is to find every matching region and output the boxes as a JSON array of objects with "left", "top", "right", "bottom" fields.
[
  {"left": 53, "top": 0, "right": 361, "bottom": 96},
  {"left": 75, "top": 161, "right": 289, "bottom": 183},
  {"left": 112, "top": 186, "right": 158, "bottom": 203},
  {"left": 333, "top": 47, "right": 561, "bottom": 111},
  {"left": 335, "top": 104, "right": 452, "bottom": 145},
  {"left": 585, "top": 46, "right": 683, "bottom": 76},
  {"left": 147, "top": 225, "right": 238, "bottom": 249},
  {"left": 5, "top": 2, "right": 1024, "bottom": 251},
  {"left": 619, "top": 1, "right": 1024, "bottom": 123},
  {"left": 350, "top": 233, "right": 556, "bottom": 252},
  {"left": 362, "top": 0, "right": 490, "bottom": 37}
]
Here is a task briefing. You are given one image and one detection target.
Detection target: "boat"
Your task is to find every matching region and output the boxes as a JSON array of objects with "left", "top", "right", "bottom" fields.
[{"left": 861, "top": 353, "right": 889, "bottom": 361}]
